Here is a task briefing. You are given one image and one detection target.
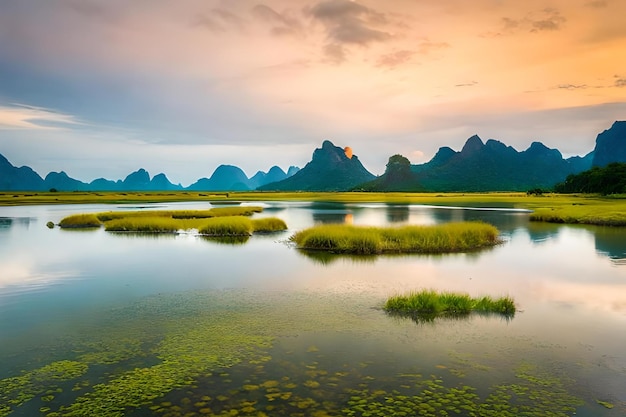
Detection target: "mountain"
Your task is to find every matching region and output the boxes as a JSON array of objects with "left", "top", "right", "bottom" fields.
[
  {"left": 258, "top": 140, "right": 376, "bottom": 191},
  {"left": 360, "top": 154, "right": 416, "bottom": 191},
  {"left": 363, "top": 136, "right": 593, "bottom": 192},
  {"left": 0, "top": 153, "right": 46, "bottom": 191},
  {"left": 592, "top": 121, "right": 626, "bottom": 167},
  {"left": 187, "top": 165, "right": 252, "bottom": 191},
  {"left": 151, "top": 173, "right": 182, "bottom": 191},
  {"left": 249, "top": 166, "right": 287, "bottom": 189},
  {"left": 0, "top": 151, "right": 296, "bottom": 192},
  {"left": 45, "top": 171, "right": 87, "bottom": 191}
]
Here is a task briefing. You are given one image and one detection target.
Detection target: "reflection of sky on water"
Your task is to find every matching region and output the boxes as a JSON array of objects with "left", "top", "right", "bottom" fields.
[{"left": 1, "top": 201, "right": 625, "bottom": 324}]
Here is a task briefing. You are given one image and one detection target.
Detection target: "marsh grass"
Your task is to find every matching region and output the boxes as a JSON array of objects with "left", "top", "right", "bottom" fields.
[
  {"left": 104, "top": 217, "right": 192, "bottom": 233},
  {"left": 95, "top": 207, "right": 263, "bottom": 222},
  {"left": 58, "top": 214, "right": 102, "bottom": 228},
  {"left": 530, "top": 205, "right": 626, "bottom": 226},
  {"left": 291, "top": 222, "right": 500, "bottom": 254},
  {"left": 385, "top": 290, "right": 516, "bottom": 320},
  {"left": 198, "top": 217, "right": 254, "bottom": 236},
  {"left": 251, "top": 217, "right": 288, "bottom": 233},
  {"left": 9, "top": 191, "right": 626, "bottom": 227}
]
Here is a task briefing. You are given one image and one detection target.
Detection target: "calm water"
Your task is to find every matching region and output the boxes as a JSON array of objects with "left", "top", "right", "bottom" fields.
[{"left": 1, "top": 201, "right": 625, "bottom": 416}]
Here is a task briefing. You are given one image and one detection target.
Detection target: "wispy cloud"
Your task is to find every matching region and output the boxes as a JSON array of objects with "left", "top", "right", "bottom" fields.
[
  {"left": 376, "top": 50, "right": 414, "bottom": 69},
  {"left": 615, "top": 77, "right": 626, "bottom": 87},
  {"left": 193, "top": 8, "right": 246, "bottom": 33},
  {"left": 557, "top": 84, "right": 588, "bottom": 90},
  {"left": 0, "top": 104, "right": 82, "bottom": 130},
  {"left": 251, "top": 4, "right": 303, "bottom": 37},
  {"left": 498, "top": 7, "right": 567, "bottom": 35},
  {"left": 585, "top": 0, "right": 608, "bottom": 8}
]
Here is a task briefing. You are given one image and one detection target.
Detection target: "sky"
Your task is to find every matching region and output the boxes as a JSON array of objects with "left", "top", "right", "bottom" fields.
[{"left": 1, "top": 0, "right": 625, "bottom": 186}]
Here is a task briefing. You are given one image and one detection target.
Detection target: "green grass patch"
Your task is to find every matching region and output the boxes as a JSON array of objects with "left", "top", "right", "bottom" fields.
[
  {"left": 251, "top": 217, "right": 288, "bottom": 233},
  {"left": 58, "top": 214, "right": 102, "bottom": 228},
  {"left": 290, "top": 222, "right": 500, "bottom": 254},
  {"left": 198, "top": 217, "right": 254, "bottom": 236},
  {"left": 385, "top": 290, "right": 516, "bottom": 320},
  {"left": 105, "top": 217, "right": 187, "bottom": 233},
  {"left": 95, "top": 207, "right": 262, "bottom": 222},
  {"left": 530, "top": 205, "right": 626, "bottom": 226}
]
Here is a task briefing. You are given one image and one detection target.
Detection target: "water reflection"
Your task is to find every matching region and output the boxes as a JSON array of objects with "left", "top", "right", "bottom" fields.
[
  {"left": 525, "top": 221, "right": 561, "bottom": 244},
  {"left": 309, "top": 202, "right": 354, "bottom": 224},
  {"left": 594, "top": 226, "right": 626, "bottom": 265},
  {"left": 0, "top": 217, "right": 12, "bottom": 230},
  {"left": 295, "top": 249, "right": 378, "bottom": 265},
  {"left": 385, "top": 204, "right": 409, "bottom": 223},
  {"left": 200, "top": 236, "right": 250, "bottom": 245},
  {"left": 0, "top": 216, "right": 33, "bottom": 230}
]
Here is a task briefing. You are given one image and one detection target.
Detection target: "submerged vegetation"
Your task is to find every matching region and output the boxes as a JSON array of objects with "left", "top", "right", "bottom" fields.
[
  {"left": 384, "top": 290, "right": 516, "bottom": 322},
  {"left": 56, "top": 206, "right": 287, "bottom": 236},
  {"left": 0, "top": 290, "right": 601, "bottom": 417},
  {"left": 291, "top": 222, "right": 500, "bottom": 254}
]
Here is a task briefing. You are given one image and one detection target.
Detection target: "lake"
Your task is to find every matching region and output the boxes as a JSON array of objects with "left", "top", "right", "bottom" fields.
[{"left": 1, "top": 201, "right": 625, "bottom": 416}]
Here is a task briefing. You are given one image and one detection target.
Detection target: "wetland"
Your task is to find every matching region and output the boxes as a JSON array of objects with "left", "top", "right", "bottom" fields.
[{"left": 1, "top": 199, "right": 625, "bottom": 416}]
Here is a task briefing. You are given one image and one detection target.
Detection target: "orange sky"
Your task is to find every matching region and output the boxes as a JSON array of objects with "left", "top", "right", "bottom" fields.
[{"left": 0, "top": 0, "right": 625, "bottom": 184}]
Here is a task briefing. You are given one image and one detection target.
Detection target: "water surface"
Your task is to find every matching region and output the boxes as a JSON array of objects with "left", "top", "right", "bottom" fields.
[{"left": 1, "top": 201, "right": 625, "bottom": 416}]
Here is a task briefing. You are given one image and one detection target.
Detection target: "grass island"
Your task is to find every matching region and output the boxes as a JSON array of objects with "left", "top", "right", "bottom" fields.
[
  {"left": 290, "top": 222, "right": 500, "bottom": 255},
  {"left": 57, "top": 207, "right": 287, "bottom": 236}
]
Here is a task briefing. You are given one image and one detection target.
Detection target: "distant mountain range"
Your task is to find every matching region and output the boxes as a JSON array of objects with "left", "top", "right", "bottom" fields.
[
  {"left": 0, "top": 154, "right": 300, "bottom": 192},
  {"left": 362, "top": 136, "right": 594, "bottom": 192},
  {"left": 1, "top": 121, "right": 625, "bottom": 192}
]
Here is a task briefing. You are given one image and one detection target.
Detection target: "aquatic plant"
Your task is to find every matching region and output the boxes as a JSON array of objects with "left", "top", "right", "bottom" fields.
[
  {"left": 291, "top": 222, "right": 500, "bottom": 254},
  {"left": 58, "top": 214, "right": 101, "bottom": 228},
  {"left": 384, "top": 290, "right": 516, "bottom": 319}
]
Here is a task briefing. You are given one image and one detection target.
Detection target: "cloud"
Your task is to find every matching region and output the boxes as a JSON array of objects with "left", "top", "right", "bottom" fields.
[
  {"left": 417, "top": 40, "right": 450, "bottom": 55},
  {"left": 251, "top": 4, "right": 302, "bottom": 37},
  {"left": 615, "top": 77, "right": 626, "bottom": 87},
  {"left": 530, "top": 8, "right": 567, "bottom": 32},
  {"left": 0, "top": 104, "right": 82, "bottom": 130},
  {"left": 585, "top": 0, "right": 608, "bottom": 8},
  {"left": 306, "top": 0, "right": 392, "bottom": 45},
  {"left": 455, "top": 81, "right": 478, "bottom": 87},
  {"left": 324, "top": 43, "right": 347, "bottom": 64},
  {"left": 376, "top": 50, "right": 414, "bottom": 69},
  {"left": 557, "top": 84, "right": 588, "bottom": 90},
  {"left": 498, "top": 8, "right": 567, "bottom": 35}
]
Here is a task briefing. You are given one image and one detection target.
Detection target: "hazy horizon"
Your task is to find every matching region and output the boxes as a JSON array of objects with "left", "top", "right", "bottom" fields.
[{"left": 1, "top": 0, "right": 625, "bottom": 185}]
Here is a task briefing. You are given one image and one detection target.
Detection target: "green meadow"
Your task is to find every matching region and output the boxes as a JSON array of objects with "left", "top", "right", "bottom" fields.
[
  {"left": 290, "top": 222, "right": 500, "bottom": 254},
  {"left": 3, "top": 191, "right": 626, "bottom": 226}
]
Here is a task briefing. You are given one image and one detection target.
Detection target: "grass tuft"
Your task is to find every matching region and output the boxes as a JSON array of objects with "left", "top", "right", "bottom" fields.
[
  {"left": 58, "top": 214, "right": 102, "bottom": 228},
  {"left": 385, "top": 290, "right": 516, "bottom": 320},
  {"left": 251, "top": 217, "right": 288, "bottom": 233},
  {"left": 198, "top": 217, "right": 254, "bottom": 236}
]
